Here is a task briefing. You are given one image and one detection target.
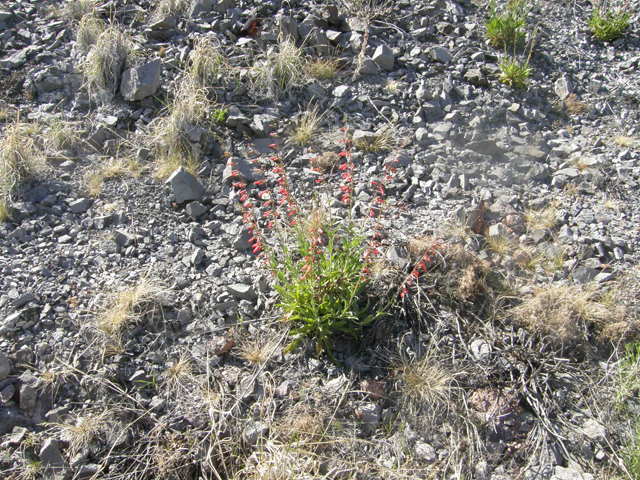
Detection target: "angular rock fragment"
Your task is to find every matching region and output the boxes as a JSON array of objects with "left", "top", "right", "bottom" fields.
[
  {"left": 166, "top": 167, "right": 205, "bottom": 204},
  {"left": 121, "top": 60, "right": 162, "bottom": 101}
]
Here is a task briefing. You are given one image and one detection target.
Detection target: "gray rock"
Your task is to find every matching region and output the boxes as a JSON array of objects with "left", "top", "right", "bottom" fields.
[
  {"left": 227, "top": 283, "right": 257, "bottom": 300},
  {"left": 470, "top": 339, "right": 491, "bottom": 361},
  {"left": 69, "top": 198, "right": 90, "bottom": 214},
  {"left": 13, "top": 293, "right": 35, "bottom": 308},
  {"left": 245, "top": 421, "right": 269, "bottom": 446},
  {"left": 554, "top": 76, "right": 573, "bottom": 101},
  {"left": 431, "top": 46, "right": 453, "bottom": 64},
  {"left": 191, "top": 248, "right": 204, "bottom": 266},
  {"left": 149, "top": 15, "right": 175, "bottom": 30},
  {"left": 222, "top": 156, "right": 260, "bottom": 183},
  {"left": 573, "top": 266, "right": 598, "bottom": 284},
  {"left": 582, "top": 418, "right": 607, "bottom": 444},
  {"left": 0, "top": 11, "right": 12, "bottom": 22},
  {"left": 467, "top": 139, "right": 501, "bottom": 155},
  {"left": 166, "top": 167, "right": 205, "bottom": 204},
  {"left": 415, "top": 442, "right": 437, "bottom": 462},
  {"left": 0, "top": 352, "right": 10, "bottom": 381},
  {"left": 39, "top": 439, "right": 68, "bottom": 474},
  {"left": 359, "top": 58, "right": 378, "bottom": 74},
  {"left": 550, "top": 466, "right": 593, "bottom": 480},
  {"left": 225, "top": 106, "right": 250, "bottom": 127},
  {"left": 189, "top": 0, "right": 212, "bottom": 17},
  {"left": 185, "top": 201, "right": 208, "bottom": 220},
  {"left": 0, "top": 48, "right": 29, "bottom": 69},
  {"left": 464, "top": 68, "right": 487, "bottom": 86},
  {"left": 372, "top": 44, "right": 394, "bottom": 71},
  {"left": 358, "top": 403, "right": 381, "bottom": 428},
  {"left": 232, "top": 226, "right": 252, "bottom": 251},
  {"left": 19, "top": 385, "right": 37, "bottom": 411},
  {"left": 120, "top": 60, "right": 162, "bottom": 101},
  {"left": 332, "top": 85, "right": 351, "bottom": 98},
  {"left": 475, "top": 461, "right": 491, "bottom": 480}
]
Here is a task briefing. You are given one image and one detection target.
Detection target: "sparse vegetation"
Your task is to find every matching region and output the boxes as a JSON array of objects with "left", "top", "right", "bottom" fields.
[
  {"left": 352, "top": 125, "right": 396, "bottom": 152},
  {"left": 524, "top": 204, "right": 556, "bottom": 230},
  {"left": 305, "top": 57, "right": 340, "bottom": 80},
  {"left": 513, "top": 284, "right": 621, "bottom": 344},
  {"left": 187, "top": 36, "right": 228, "bottom": 87},
  {"left": 75, "top": 14, "right": 104, "bottom": 51},
  {"left": 237, "top": 334, "right": 281, "bottom": 365},
  {"left": 163, "top": 354, "right": 193, "bottom": 392},
  {"left": 87, "top": 157, "right": 142, "bottom": 197},
  {"left": 95, "top": 277, "right": 162, "bottom": 338},
  {"left": 499, "top": 55, "right": 531, "bottom": 90},
  {"left": 62, "top": 0, "right": 95, "bottom": 21},
  {"left": 151, "top": 0, "right": 191, "bottom": 21},
  {"left": 563, "top": 93, "right": 589, "bottom": 115},
  {"left": 150, "top": 80, "right": 211, "bottom": 163},
  {"left": 82, "top": 24, "right": 134, "bottom": 94},
  {"left": 485, "top": 0, "right": 527, "bottom": 49},
  {"left": 588, "top": 6, "right": 630, "bottom": 42},
  {"left": 614, "top": 135, "right": 640, "bottom": 148},
  {"left": 288, "top": 104, "right": 324, "bottom": 146},
  {"left": 249, "top": 36, "right": 308, "bottom": 100},
  {"left": 0, "top": 117, "right": 43, "bottom": 213}
]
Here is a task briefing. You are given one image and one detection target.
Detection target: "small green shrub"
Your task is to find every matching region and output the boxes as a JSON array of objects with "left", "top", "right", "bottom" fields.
[
  {"left": 588, "top": 8, "right": 630, "bottom": 42},
  {"left": 499, "top": 56, "right": 531, "bottom": 90},
  {"left": 485, "top": 0, "right": 528, "bottom": 49}
]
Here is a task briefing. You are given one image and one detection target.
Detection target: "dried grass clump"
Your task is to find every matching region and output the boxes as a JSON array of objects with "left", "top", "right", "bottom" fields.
[
  {"left": 237, "top": 335, "right": 280, "bottom": 365},
  {"left": 485, "top": 233, "right": 517, "bottom": 257},
  {"left": 239, "top": 441, "right": 322, "bottom": 479},
  {"left": 187, "top": 36, "right": 228, "bottom": 87},
  {"left": 310, "top": 151, "right": 339, "bottom": 172},
  {"left": 95, "top": 278, "right": 163, "bottom": 337},
  {"left": 86, "top": 157, "right": 142, "bottom": 197},
  {"left": 0, "top": 118, "right": 43, "bottom": 208},
  {"left": 57, "top": 411, "right": 108, "bottom": 456},
  {"left": 276, "top": 406, "right": 326, "bottom": 444},
  {"left": 305, "top": 57, "right": 340, "bottom": 81},
  {"left": 438, "top": 244, "right": 490, "bottom": 301},
  {"left": 82, "top": 25, "right": 134, "bottom": 94},
  {"left": 76, "top": 14, "right": 104, "bottom": 51},
  {"left": 613, "top": 136, "right": 640, "bottom": 149},
  {"left": 514, "top": 285, "right": 621, "bottom": 344},
  {"left": 150, "top": 80, "right": 210, "bottom": 163},
  {"left": 289, "top": 104, "right": 324, "bottom": 146},
  {"left": 563, "top": 93, "right": 589, "bottom": 116},
  {"left": 395, "top": 349, "right": 455, "bottom": 418},
  {"left": 45, "top": 119, "right": 81, "bottom": 152},
  {"left": 353, "top": 125, "right": 396, "bottom": 153},
  {"left": 250, "top": 36, "right": 308, "bottom": 101},
  {"left": 162, "top": 354, "right": 194, "bottom": 392},
  {"left": 151, "top": 0, "right": 190, "bottom": 21},
  {"left": 524, "top": 204, "right": 556, "bottom": 231},
  {"left": 62, "top": 0, "right": 96, "bottom": 21}
]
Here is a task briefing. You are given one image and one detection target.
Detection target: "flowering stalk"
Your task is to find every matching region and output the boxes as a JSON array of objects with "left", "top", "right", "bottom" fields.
[{"left": 399, "top": 248, "right": 434, "bottom": 298}]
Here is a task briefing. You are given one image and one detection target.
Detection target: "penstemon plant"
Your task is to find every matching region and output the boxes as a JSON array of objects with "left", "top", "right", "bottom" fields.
[{"left": 229, "top": 124, "right": 431, "bottom": 362}]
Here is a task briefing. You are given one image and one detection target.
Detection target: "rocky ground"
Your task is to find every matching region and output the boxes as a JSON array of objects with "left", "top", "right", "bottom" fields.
[{"left": 1, "top": 0, "right": 640, "bottom": 478}]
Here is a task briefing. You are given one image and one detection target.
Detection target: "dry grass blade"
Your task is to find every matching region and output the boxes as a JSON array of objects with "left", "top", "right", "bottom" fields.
[
  {"left": 0, "top": 117, "right": 43, "bottom": 210},
  {"left": 395, "top": 348, "right": 455, "bottom": 419},
  {"left": 150, "top": 79, "right": 210, "bottom": 169},
  {"left": 162, "top": 354, "right": 194, "bottom": 392},
  {"left": 151, "top": 0, "right": 190, "bottom": 21},
  {"left": 250, "top": 36, "right": 307, "bottom": 101},
  {"left": 187, "top": 36, "right": 228, "bottom": 86},
  {"left": 524, "top": 204, "right": 556, "bottom": 231},
  {"left": 353, "top": 125, "right": 396, "bottom": 152},
  {"left": 236, "top": 334, "right": 281, "bottom": 365},
  {"left": 82, "top": 25, "right": 134, "bottom": 94},
  {"left": 76, "top": 14, "right": 104, "bottom": 51},
  {"left": 514, "top": 284, "right": 623, "bottom": 344},
  {"left": 289, "top": 104, "right": 325, "bottom": 146},
  {"left": 95, "top": 278, "right": 163, "bottom": 337},
  {"left": 305, "top": 57, "right": 340, "bottom": 81}
]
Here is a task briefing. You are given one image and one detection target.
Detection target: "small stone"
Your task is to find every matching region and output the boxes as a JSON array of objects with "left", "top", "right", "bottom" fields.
[
  {"left": 357, "top": 403, "right": 381, "bottom": 427},
  {"left": 582, "top": 419, "right": 607, "bottom": 444},
  {"left": 0, "top": 384, "right": 15, "bottom": 404},
  {"left": 166, "top": 167, "right": 205, "bottom": 204},
  {"left": 121, "top": 60, "right": 162, "bottom": 101},
  {"left": 431, "top": 46, "right": 453, "bottom": 63},
  {"left": 13, "top": 293, "right": 35, "bottom": 308},
  {"left": 470, "top": 339, "right": 491, "bottom": 361},
  {"left": 207, "top": 335, "right": 234, "bottom": 355},
  {"left": 39, "top": 439, "right": 68, "bottom": 474},
  {"left": 332, "top": 85, "right": 351, "bottom": 98},
  {"left": 69, "top": 198, "right": 90, "bottom": 214},
  {"left": 185, "top": 201, "right": 208, "bottom": 220},
  {"left": 226, "top": 283, "right": 257, "bottom": 300},
  {"left": 555, "top": 76, "right": 574, "bottom": 101},
  {"left": 372, "top": 44, "right": 394, "bottom": 71},
  {"left": 19, "top": 385, "right": 37, "bottom": 411},
  {"left": 415, "top": 442, "right": 437, "bottom": 462},
  {"left": 244, "top": 421, "right": 269, "bottom": 446},
  {"left": 191, "top": 248, "right": 205, "bottom": 266},
  {"left": 464, "top": 68, "right": 487, "bottom": 86}
]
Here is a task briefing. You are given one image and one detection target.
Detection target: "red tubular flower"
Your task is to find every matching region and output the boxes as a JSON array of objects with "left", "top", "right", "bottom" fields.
[{"left": 269, "top": 144, "right": 277, "bottom": 148}]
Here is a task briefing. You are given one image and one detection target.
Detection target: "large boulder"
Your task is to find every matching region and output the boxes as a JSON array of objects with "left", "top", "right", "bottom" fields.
[
  {"left": 120, "top": 60, "right": 162, "bottom": 101},
  {"left": 166, "top": 167, "right": 206, "bottom": 204}
]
